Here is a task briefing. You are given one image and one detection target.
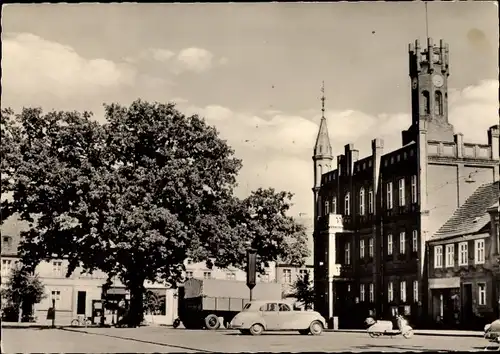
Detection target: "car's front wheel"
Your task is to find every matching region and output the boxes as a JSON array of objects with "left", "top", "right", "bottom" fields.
[
  {"left": 309, "top": 320, "right": 323, "bottom": 336},
  {"left": 249, "top": 323, "right": 264, "bottom": 336}
]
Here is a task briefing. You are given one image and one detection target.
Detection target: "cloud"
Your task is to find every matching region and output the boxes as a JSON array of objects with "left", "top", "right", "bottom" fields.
[
  {"left": 174, "top": 47, "right": 214, "bottom": 74},
  {"left": 186, "top": 80, "right": 498, "bottom": 216},
  {"left": 2, "top": 33, "right": 136, "bottom": 100}
]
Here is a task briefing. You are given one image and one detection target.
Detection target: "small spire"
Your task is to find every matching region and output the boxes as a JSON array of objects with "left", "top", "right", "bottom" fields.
[{"left": 321, "top": 81, "right": 326, "bottom": 119}]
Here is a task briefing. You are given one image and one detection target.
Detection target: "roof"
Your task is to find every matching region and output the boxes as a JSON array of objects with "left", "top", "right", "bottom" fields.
[
  {"left": 431, "top": 181, "right": 499, "bottom": 241},
  {"left": 1, "top": 214, "right": 28, "bottom": 256},
  {"left": 313, "top": 117, "right": 333, "bottom": 157}
]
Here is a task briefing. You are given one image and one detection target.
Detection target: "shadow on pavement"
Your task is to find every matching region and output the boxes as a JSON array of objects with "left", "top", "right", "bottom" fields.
[
  {"left": 352, "top": 344, "right": 427, "bottom": 351},
  {"left": 61, "top": 328, "right": 212, "bottom": 353}
]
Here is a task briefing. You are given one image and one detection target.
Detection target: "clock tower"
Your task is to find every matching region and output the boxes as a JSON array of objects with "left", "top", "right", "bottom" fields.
[{"left": 403, "top": 38, "right": 454, "bottom": 144}]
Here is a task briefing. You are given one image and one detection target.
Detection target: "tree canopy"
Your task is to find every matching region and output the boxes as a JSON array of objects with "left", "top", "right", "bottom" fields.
[
  {"left": 1, "top": 101, "right": 310, "bottom": 326},
  {"left": 289, "top": 271, "right": 315, "bottom": 310}
]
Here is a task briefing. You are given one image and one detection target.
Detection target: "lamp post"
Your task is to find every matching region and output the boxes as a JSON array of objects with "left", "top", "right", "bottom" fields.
[{"left": 51, "top": 292, "right": 60, "bottom": 328}]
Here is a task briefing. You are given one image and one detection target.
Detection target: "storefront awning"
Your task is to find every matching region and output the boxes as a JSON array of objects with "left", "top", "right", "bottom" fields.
[
  {"left": 107, "top": 287, "right": 128, "bottom": 295},
  {"left": 429, "top": 277, "right": 460, "bottom": 289}
]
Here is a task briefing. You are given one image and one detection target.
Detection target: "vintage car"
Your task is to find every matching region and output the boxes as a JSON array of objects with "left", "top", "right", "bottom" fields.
[
  {"left": 484, "top": 319, "right": 500, "bottom": 342},
  {"left": 229, "top": 300, "right": 327, "bottom": 336}
]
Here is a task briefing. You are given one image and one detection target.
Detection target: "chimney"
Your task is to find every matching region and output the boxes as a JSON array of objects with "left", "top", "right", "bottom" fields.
[
  {"left": 454, "top": 133, "right": 464, "bottom": 159},
  {"left": 488, "top": 125, "right": 499, "bottom": 160}
]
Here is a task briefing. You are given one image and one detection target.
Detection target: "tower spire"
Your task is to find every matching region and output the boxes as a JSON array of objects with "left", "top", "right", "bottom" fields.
[
  {"left": 425, "top": 1, "right": 429, "bottom": 39},
  {"left": 321, "top": 80, "right": 326, "bottom": 119}
]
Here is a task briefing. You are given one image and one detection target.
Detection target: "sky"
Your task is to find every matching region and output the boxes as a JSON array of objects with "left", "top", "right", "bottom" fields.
[{"left": 2, "top": 2, "right": 499, "bottom": 217}]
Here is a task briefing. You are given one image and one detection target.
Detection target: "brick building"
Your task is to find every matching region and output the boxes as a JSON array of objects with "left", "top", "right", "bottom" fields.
[
  {"left": 427, "top": 182, "right": 499, "bottom": 330},
  {"left": 312, "top": 38, "right": 499, "bottom": 329}
]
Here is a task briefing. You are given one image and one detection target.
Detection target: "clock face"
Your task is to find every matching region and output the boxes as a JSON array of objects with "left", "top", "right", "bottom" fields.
[
  {"left": 432, "top": 74, "right": 444, "bottom": 88},
  {"left": 412, "top": 78, "right": 418, "bottom": 90}
]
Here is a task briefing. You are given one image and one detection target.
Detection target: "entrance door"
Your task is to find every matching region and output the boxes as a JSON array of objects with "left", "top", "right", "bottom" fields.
[
  {"left": 462, "top": 284, "right": 473, "bottom": 329},
  {"left": 77, "top": 291, "right": 87, "bottom": 315}
]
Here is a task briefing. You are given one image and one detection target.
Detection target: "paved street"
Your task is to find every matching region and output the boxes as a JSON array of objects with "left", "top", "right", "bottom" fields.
[{"left": 1, "top": 327, "right": 491, "bottom": 353}]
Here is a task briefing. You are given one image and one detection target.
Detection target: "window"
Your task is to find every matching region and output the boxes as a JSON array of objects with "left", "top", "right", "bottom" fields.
[
  {"left": 475, "top": 239, "right": 485, "bottom": 265},
  {"left": 368, "top": 238, "right": 374, "bottom": 258},
  {"left": 398, "top": 178, "right": 406, "bottom": 206},
  {"left": 186, "top": 258, "right": 193, "bottom": 265},
  {"left": 386, "top": 182, "right": 393, "bottom": 209},
  {"left": 359, "top": 188, "right": 365, "bottom": 215},
  {"left": 185, "top": 271, "right": 193, "bottom": 279},
  {"left": 1, "top": 259, "right": 13, "bottom": 277},
  {"left": 368, "top": 188, "right": 374, "bottom": 214},
  {"left": 400, "top": 232, "right": 406, "bottom": 254},
  {"left": 345, "top": 243, "right": 351, "bottom": 265},
  {"left": 388, "top": 282, "right": 394, "bottom": 302},
  {"left": 400, "top": 281, "right": 407, "bottom": 302},
  {"left": 413, "top": 280, "right": 418, "bottom": 302},
  {"left": 203, "top": 271, "right": 212, "bottom": 279},
  {"left": 279, "top": 303, "right": 291, "bottom": 311},
  {"left": 51, "top": 290, "right": 61, "bottom": 301},
  {"left": 459, "top": 242, "right": 468, "bottom": 266},
  {"left": 332, "top": 197, "right": 337, "bottom": 214},
  {"left": 260, "top": 273, "right": 270, "bottom": 282},
  {"left": 3, "top": 236, "right": 12, "bottom": 249},
  {"left": 52, "top": 261, "right": 63, "bottom": 277},
  {"left": 344, "top": 193, "right": 350, "bottom": 216},
  {"left": 435, "top": 91, "right": 443, "bottom": 116},
  {"left": 360, "top": 239, "right": 365, "bottom": 258},
  {"left": 360, "top": 284, "right": 365, "bottom": 302},
  {"left": 434, "top": 246, "right": 443, "bottom": 268},
  {"left": 369, "top": 283, "right": 374, "bottom": 303},
  {"left": 387, "top": 234, "right": 393, "bottom": 255},
  {"left": 478, "top": 284, "right": 486, "bottom": 306},
  {"left": 445, "top": 244, "right": 454, "bottom": 267},
  {"left": 226, "top": 272, "right": 236, "bottom": 280},
  {"left": 412, "top": 230, "right": 418, "bottom": 252},
  {"left": 298, "top": 269, "right": 308, "bottom": 279},
  {"left": 422, "top": 91, "right": 430, "bottom": 115},
  {"left": 324, "top": 201, "right": 330, "bottom": 215},
  {"left": 411, "top": 175, "right": 417, "bottom": 204},
  {"left": 283, "top": 269, "right": 292, "bottom": 283}
]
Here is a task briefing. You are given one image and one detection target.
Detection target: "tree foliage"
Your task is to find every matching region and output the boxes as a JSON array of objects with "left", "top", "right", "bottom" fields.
[
  {"left": 290, "top": 271, "right": 315, "bottom": 310},
  {"left": 1, "top": 263, "right": 46, "bottom": 321},
  {"left": 1, "top": 101, "right": 310, "bottom": 326}
]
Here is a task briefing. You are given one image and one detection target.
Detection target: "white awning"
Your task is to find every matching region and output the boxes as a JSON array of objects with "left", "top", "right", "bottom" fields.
[{"left": 429, "top": 277, "right": 460, "bottom": 289}]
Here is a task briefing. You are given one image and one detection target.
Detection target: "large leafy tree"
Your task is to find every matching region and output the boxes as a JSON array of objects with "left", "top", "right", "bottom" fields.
[
  {"left": 1, "top": 263, "right": 46, "bottom": 322},
  {"left": 1, "top": 100, "right": 309, "bottom": 327}
]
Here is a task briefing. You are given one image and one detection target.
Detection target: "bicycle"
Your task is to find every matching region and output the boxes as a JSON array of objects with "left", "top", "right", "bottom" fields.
[{"left": 71, "top": 315, "right": 92, "bottom": 327}]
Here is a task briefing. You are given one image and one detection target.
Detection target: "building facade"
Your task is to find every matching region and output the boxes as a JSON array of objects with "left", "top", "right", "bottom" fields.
[
  {"left": 1, "top": 216, "right": 175, "bottom": 326},
  {"left": 313, "top": 38, "right": 499, "bottom": 329},
  {"left": 427, "top": 182, "right": 499, "bottom": 330}
]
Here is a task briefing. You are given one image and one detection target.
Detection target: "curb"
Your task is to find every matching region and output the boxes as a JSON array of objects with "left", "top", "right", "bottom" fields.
[{"left": 327, "top": 329, "right": 483, "bottom": 338}]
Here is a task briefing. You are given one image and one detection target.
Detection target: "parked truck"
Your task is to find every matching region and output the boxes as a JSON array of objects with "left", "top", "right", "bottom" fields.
[{"left": 177, "top": 278, "right": 282, "bottom": 330}]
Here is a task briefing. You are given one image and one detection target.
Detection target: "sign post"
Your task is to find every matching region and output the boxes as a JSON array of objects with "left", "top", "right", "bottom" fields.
[{"left": 246, "top": 248, "right": 257, "bottom": 301}]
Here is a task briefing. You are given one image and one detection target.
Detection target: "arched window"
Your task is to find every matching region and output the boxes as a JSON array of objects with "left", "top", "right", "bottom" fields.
[
  {"left": 434, "top": 91, "right": 443, "bottom": 116},
  {"left": 422, "top": 91, "right": 430, "bottom": 115},
  {"left": 359, "top": 187, "right": 365, "bottom": 216},
  {"left": 332, "top": 196, "right": 337, "bottom": 214},
  {"left": 344, "top": 192, "right": 351, "bottom": 216}
]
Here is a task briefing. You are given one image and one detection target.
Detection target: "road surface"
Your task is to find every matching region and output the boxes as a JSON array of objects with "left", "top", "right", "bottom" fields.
[{"left": 1, "top": 327, "right": 490, "bottom": 353}]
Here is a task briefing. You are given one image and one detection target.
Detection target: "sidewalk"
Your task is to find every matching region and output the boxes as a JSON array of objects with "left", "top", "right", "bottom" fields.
[{"left": 328, "top": 328, "right": 484, "bottom": 337}]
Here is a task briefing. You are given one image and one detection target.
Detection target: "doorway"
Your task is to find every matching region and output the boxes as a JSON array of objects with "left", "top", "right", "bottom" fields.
[
  {"left": 77, "top": 291, "right": 87, "bottom": 315},
  {"left": 462, "top": 284, "right": 473, "bottom": 329}
]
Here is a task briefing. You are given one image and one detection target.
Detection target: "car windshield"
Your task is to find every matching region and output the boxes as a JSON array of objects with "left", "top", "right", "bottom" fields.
[{"left": 242, "top": 303, "right": 253, "bottom": 311}]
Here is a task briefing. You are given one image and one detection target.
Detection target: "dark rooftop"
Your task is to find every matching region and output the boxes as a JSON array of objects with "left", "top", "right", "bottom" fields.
[{"left": 431, "top": 181, "right": 499, "bottom": 241}]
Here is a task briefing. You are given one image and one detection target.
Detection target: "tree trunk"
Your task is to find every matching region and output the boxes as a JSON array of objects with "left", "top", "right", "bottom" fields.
[{"left": 127, "top": 279, "right": 146, "bottom": 328}]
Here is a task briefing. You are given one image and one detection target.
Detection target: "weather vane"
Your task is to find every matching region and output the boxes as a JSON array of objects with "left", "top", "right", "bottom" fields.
[{"left": 321, "top": 81, "right": 325, "bottom": 118}]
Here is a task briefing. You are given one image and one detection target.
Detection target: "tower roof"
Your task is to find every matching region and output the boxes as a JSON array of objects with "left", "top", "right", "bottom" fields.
[{"left": 314, "top": 81, "right": 332, "bottom": 157}]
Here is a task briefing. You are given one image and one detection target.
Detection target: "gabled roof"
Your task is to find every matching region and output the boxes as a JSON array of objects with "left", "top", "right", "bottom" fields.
[{"left": 431, "top": 181, "right": 499, "bottom": 241}]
